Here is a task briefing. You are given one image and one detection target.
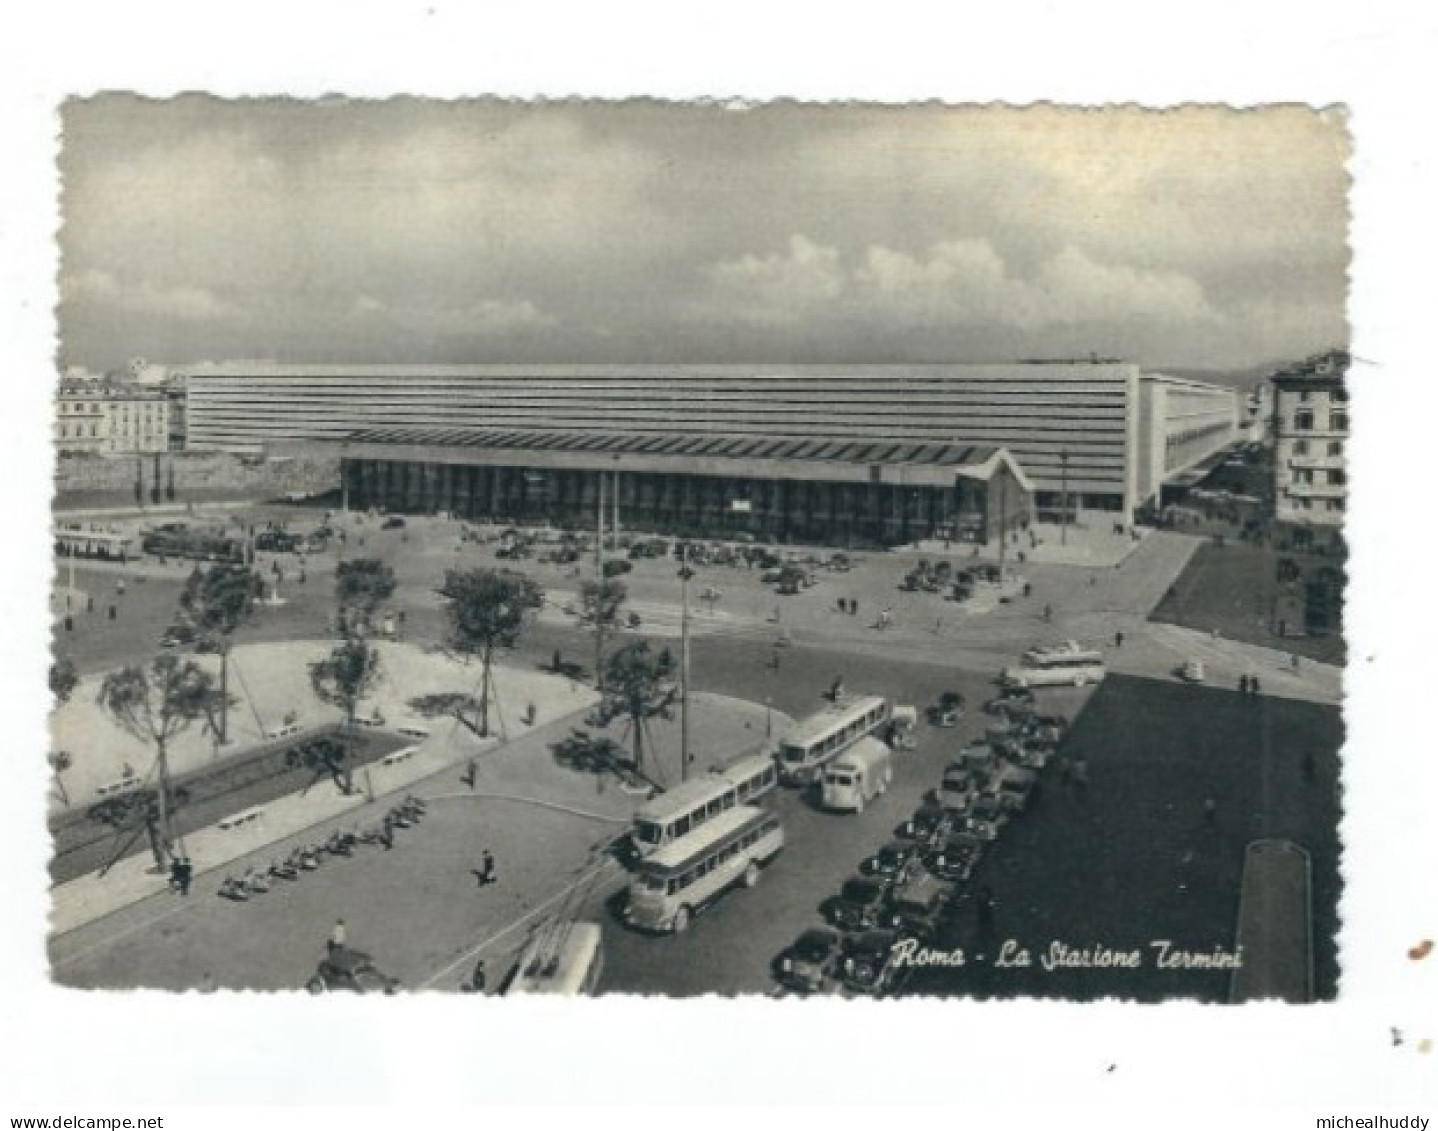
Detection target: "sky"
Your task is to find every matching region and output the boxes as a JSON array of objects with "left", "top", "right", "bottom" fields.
[{"left": 57, "top": 99, "right": 1350, "bottom": 374}]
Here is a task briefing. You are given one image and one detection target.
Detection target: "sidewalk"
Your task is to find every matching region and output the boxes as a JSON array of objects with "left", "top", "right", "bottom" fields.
[{"left": 49, "top": 672, "right": 603, "bottom": 937}]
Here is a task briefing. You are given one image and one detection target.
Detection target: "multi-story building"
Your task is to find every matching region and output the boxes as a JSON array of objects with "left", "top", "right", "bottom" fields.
[
  {"left": 1270, "top": 350, "right": 1349, "bottom": 535},
  {"left": 54, "top": 377, "right": 173, "bottom": 456},
  {"left": 176, "top": 360, "right": 1238, "bottom": 539}
]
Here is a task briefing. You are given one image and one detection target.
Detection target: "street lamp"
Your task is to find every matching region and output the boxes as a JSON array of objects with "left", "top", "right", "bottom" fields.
[
  {"left": 678, "top": 557, "right": 695, "bottom": 783},
  {"left": 1059, "top": 448, "right": 1070, "bottom": 547},
  {"left": 765, "top": 696, "right": 773, "bottom": 739}
]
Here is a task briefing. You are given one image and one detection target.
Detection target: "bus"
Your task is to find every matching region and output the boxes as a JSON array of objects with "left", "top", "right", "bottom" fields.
[
  {"left": 625, "top": 805, "right": 785, "bottom": 934},
  {"left": 630, "top": 752, "right": 778, "bottom": 855},
  {"left": 140, "top": 522, "right": 243, "bottom": 564},
  {"left": 777, "top": 695, "right": 892, "bottom": 786},
  {"left": 1000, "top": 641, "right": 1107, "bottom": 689},
  {"left": 506, "top": 921, "right": 605, "bottom": 996}
]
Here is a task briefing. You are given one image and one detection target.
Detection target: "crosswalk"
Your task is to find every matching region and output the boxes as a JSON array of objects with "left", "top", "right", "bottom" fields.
[{"left": 537, "top": 593, "right": 778, "bottom": 642}]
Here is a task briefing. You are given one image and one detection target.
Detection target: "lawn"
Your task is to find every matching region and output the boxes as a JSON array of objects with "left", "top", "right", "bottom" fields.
[
  {"left": 903, "top": 674, "right": 1343, "bottom": 1002},
  {"left": 1149, "top": 539, "right": 1346, "bottom": 665}
]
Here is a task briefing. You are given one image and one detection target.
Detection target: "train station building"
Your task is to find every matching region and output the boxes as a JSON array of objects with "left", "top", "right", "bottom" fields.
[{"left": 176, "top": 360, "right": 1238, "bottom": 546}]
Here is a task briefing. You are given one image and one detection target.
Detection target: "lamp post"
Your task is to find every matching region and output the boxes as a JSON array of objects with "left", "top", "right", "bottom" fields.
[
  {"left": 678, "top": 556, "right": 694, "bottom": 783},
  {"left": 765, "top": 696, "right": 773, "bottom": 739},
  {"left": 1059, "top": 448, "right": 1070, "bottom": 547}
]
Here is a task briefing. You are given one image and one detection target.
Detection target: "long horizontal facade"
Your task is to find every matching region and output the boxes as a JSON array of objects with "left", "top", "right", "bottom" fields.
[
  {"left": 337, "top": 428, "right": 1035, "bottom": 546},
  {"left": 178, "top": 361, "right": 1238, "bottom": 519}
]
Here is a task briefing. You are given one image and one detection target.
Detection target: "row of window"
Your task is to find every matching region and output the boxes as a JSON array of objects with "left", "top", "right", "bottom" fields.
[
  {"left": 1290, "top": 469, "right": 1347, "bottom": 486},
  {"left": 1295, "top": 388, "right": 1349, "bottom": 404},
  {"left": 59, "top": 401, "right": 166, "bottom": 415},
  {"left": 1291, "top": 440, "right": 1344, "bottom": 457},
  {"left": 1291, "top": 411, "right": 1349, "bottom": 432},
  {"left": 663, "top": 822, "right": 778, "bottom": 895},
  {"left": 1286, "top": 497, "right": 1345, "bottom": 513},
  {"left": 58, "top": 423, "right": 162, "bottom": 438}
]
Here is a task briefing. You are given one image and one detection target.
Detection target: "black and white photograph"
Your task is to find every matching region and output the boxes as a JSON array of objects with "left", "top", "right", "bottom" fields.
[{"left": 45, "top": 98, "right": 1351, "bottom": 1003}]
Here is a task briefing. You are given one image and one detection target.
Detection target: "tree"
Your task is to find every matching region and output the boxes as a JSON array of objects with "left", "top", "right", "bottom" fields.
[
  {"left": 579, "top": 577, "right": 628, "bottom": 691},
  {"left": 49, "top": 657, "right": 79, "bottom": 705},
  {"left": 309, "top": 635, "right": 381, "bottom": 794},
  {"left": 87, "top": 784, "right": 192, "bottom": 876},
  {"left": 408, "top": 692, "right": 484, "bottom": 737},
  {"left": 594, "top": 640, "right": 678, "bottom": 779},
  {"left": 438, "top": 568, "right": 544, "bottom": 737},
  {"left": 335, "top": 558, "right": 397, "bottom": 633},
  {"left": 48, "top": 749, "right": 73, "bottom": 807},
  {"left": 179, "top": 563, "right": 262, "bottom": 745},
  {"left": 98, "top": 655, "right": 224, "bottom": 868}
]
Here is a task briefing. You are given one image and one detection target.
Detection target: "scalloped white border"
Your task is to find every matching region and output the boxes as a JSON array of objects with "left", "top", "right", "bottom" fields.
[{"left": 2, "top": 1, "right": 1434, "bottom": 1120}]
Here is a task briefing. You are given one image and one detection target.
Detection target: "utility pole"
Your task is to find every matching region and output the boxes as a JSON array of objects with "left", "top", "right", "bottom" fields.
[
  {"left": 997, "top": 471, "right": 1008, "bottom": 574},
  {"left": 594, "top": 470, "right": 605, "bottom": 691},
  {"left": 679, "top": 552, "right": 693, "bottom": 783},
  {"left": 612, "top": 469, "right": 620, "bottom": 554},
  {"left": 1060, "top": 448, "right": 1070, "bottom": 547}
]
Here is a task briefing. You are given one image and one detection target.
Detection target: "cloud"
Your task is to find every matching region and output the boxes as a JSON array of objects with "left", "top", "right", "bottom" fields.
[
  {"left": 704, "top": 235, "right": 1219, "bottom": 335},
  {"left": 64, "top": 268, "right": 246, "bottom": 322}
]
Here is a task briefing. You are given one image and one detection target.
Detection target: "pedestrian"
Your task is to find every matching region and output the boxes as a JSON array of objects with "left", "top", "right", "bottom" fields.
[
  {"left": 1203, "top": 798, "right": 1217, "bottom": 827},
  {"left": 1251, "top": 675, "right": 1261, "bottom": 696},
  {"left": 1023, "top": 582, "right": 1032, "bottom": 598},
  {"left": 176, "top": 856, "right": 193, "bottom": 896},
  {"left": 478, "top": 850, "right": 497, "bottom": 887},
  {"left": 1043, "top": 603, "right": 1053, "bottom": 623},
  {"left": 1291, "top": 653, "right": 1301, "bottom": 672},
  {"left": 330, "top": 919, "right": 347, "bottom": 953},
  {"left": 934, "top": 617, "right": 943, "bottom": 635},
  {"left": 850, "top": 599, "right": 858, "bottom": 617},
  {"left": 770, "top": 648, "right": 781, "bottom": 671},
  {"left": 468, "top": 959, "right": 488, "bottom": 994},
  {"left": 462, "top": 759, "right": 477, "bottom": 790},
  {"left": 1239, "top": 675, "right": 1250, "bottom": 695},
  {"left": 1114, "top": 630, "right": 1124, "bottom": 649},
  {"left": 379, "top": 825, "right": 394, "bottom": 851}
]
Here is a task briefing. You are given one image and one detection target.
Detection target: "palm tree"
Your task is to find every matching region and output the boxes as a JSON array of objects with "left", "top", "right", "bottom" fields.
[
  {"left": 309, "top": 635, "right": 381, "bottom": 794},
  {"left": 438, "top": 568, "right": 544, "bottom": 737},
  {"left": 97, "top": 655, "right": 222, "bottom": 867}
]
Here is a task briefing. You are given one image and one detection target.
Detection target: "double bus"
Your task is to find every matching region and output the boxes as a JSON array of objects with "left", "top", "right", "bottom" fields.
[
  {"left": 625, "top": 805, "right": 784, "bottom": 933},
  {"left": 1001, "top": 641, "right": 1107, "bottom": 689},
  {"left": 506, "top": 921, "right": 605, "bottom": 997},
  {"left": 629, "top": 752, "right": 778, "bottom": 855},
  {"left": 777, "top": 695, "right": 892, "bottom": 786}
]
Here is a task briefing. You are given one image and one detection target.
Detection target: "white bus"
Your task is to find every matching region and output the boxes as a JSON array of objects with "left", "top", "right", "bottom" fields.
[
  {"left": 630, "top": 753, "right": 778, "bottom": 854},
  {"left": 819, "top": 737, "right": 894, "bottom": 814},
  {"left": 507, "top": 922, "right": 605, "bottom": 996},
  {"left": 1001, "top": 641, "right": 1107, "bottom": 689},
  {"left": 777, "top": 695, "right": 892, "bottom": 786},
  {"left": 625, "top": 805, "right": 785, "bottom": 933}
]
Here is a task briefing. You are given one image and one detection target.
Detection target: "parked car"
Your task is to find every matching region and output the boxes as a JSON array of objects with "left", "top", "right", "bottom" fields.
[
  {"left": 927, "top": 692, "right": 965, "bottom": 728},
  {"left": 863, "top": 840, "right": 919, "bottom": 883},
  {"left": 839, "top": 930, "right": 902, "bottom": 997},
  {"left": 830, "top": 877, "right": 890, "bottom": 932},
  {"left": 965, "top": 793, "right": 1007, "bottom": 840},
  {"left": 899, "top": 802, "right": 956, "bottom": 845},
  {"left": 991, "top": 765, "right": 1040, "bottom": 815},
  {"left": 773, "top": 928, "right": 843, "bottom": 995},
  {"left": 925, "top": 831, "right": 986, "bottom": 883},
  {"left": 381, "top": 515, "right": 407, "bottom": 530},
  {"left": 933, "top": 764, "right": 978, "bottom": 812},
  {"left": 602, "top": 559, "right": 633, "bottom": 578},
  {"left": 1179, "top": 659, "right": 1206, "bottom": 683},
  {"left": 984, "top": 686, "right": 1036, "bottom": 716},
  {"left": 957, "top": 744, "right": 998, "bottom": 779},
  {"left": 885, "top": 870, "right": 953, "bottom": 941},
  {"left": 160, "top": 622, "right": 199, "bottom": 650}
]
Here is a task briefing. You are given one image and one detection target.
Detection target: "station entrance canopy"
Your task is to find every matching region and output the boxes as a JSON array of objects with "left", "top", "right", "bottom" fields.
[{"left": 327, "top": 426, "right": 1035, "bottom": 546}]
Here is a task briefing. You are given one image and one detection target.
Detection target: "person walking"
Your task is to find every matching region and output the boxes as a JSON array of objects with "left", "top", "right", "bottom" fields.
[
  {"left": 1043, "top": 603, "right": 1053, "bottom": 623},
  {"left": 1114, "top": 630, "right": 1124, "bottom": 649},
  {"left": 329, "top": 919, "right": 347, "bottom": 953},
  {"left": 468, "top": 959, "right": 488, "bottom": 994},
  {"left": 462, "top": 759, "right": 478, "bottom": 790},
  {"left": 477, "top": 850, "right": 497, "bottom": 887}
]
